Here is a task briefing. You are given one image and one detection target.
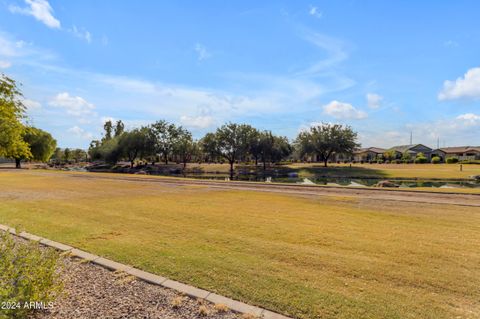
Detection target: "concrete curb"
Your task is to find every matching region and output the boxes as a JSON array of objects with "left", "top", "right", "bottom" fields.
[{"left": 0, "top": 224, "right": 292, "bottom": 319}]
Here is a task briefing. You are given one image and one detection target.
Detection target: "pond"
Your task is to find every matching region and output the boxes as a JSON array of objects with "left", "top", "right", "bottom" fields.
[{"left": 157, "top": 173, "right": 480, "bottom": 189}]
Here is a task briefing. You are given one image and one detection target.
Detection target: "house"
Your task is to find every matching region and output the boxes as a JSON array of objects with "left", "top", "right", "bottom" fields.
[
  {"left": 431, "top": 146, "right": 480, "bottom": 162},
  {"left": 353, "top": 147, "right": 386, "bottom": 162},
  {"left": 387, "top": 144, "right": 433, "bottom": 160},
  {"left": 0, "top": 157, "right": 13, "bottom": 163}
]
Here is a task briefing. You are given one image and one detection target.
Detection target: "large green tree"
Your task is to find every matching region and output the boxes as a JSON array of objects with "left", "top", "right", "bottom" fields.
[
  {"left": 148, "top": 120, "right": 181, "bottom": 165},
  {"left": 0, "top": 75, "right": 31, "bottom": 162},
  {"left": 118, "top": 127, "right": 150, "bottom": 168},
  {"left": 295, "top": 123, "right": 358, "bottom": 167},
  {"left": 114, "top": 120, "right": 125, "bottom": 137},
  {"left": 14, "top": 127, "right": 57, "bottom": 168},
  {"left": 203, "top": 123, "right": 255, "bottom": 178},
  {"left": 173, "top": 128, "right": 198, "bottom": 169},
  {"left": 103, "top": 120, "right": 113, "bottom": 142},
  {"left": 199, "top": 132, "right": 218, "bottom": 163},
  {"left": 258, "top": 131, "right": 291, "bottom": 170}
]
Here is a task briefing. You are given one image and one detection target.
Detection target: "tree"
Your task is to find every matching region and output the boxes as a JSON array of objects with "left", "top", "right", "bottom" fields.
[
  {"left": 63, "top": 148, "right": 71, "bottom": 163},
  {"left": 72, "top": 149, "right": 87, "bottom": 163},
  {"left": 51, "top": 148, "right": 64, "bottom": 165},
  {"left": 0, "top": 75, "right": 31, "bottom": 164},
  {"left": 205, "top": 123, "right": 255, "bottom": 178},
  {"left": 114, "top": 120, "right": 125, "bottom": 137},
  {"left": 268, "top": 134, "right": 292, "bottom": 166},
  {"left": 248, "top": 129, "right": 262, "bottom": 166},
  {"left": 383, "top": 149, "right": 397, "bottom": 161},
  {"left": 295, "top": 123, "right": 358, "bottom": 167},
  {"left": 200, "top": 132, "right": 218, "bottom": 163},
  {"left": 14, "top": 127, "right": 57, "bottom": 168},
  {"left": 257, "top": 131, "right": 291, "bottom": 170},
  {"left": 100, "top": 138, "right": 122, "bottom": 164},
  {"left": 148, "top": 120, "right": 181, "bottom": 165},
  {"left": 103, "top": 120, "right": 113, "bottom": 142},
  {"left": 118, "top": 128, "right": 149, "bottom": 168},
  {"left": 88, "top": 140, "right": 102, "bottom": 161},
  {"left": 174, "top": 129, "right": 198, "bottom": 169}
]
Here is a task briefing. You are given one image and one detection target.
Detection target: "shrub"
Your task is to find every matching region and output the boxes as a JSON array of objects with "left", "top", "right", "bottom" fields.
[
  {"left": 414, "top": 156, "right": 428, "bottom": 164},
  {"left": 431, "top": 156, "right": 441, "bottom": 164},
  {"left": 446, "top": 157, "right": 459, "bottom": 164},
  {"left": 0, "top": 232, "right": 62, "bottom": 318},
  {"left": 392, "top": 159, "right": 401, "bottom": 164},
  {"left": 377, "top": 159, "right": 384, "bottom": 164}
]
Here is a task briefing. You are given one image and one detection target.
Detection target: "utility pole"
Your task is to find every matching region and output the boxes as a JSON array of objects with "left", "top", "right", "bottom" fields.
[
  {"left": 410, "top": 131, "right": 413, "bottom": 145},
  {"left": 437, "top": 137, "right": 440, "bottom": 149}
]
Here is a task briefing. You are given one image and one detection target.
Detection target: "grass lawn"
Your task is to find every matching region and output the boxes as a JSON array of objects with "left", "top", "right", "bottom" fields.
[
  {"left": 1, "top": 170, "right": 479, "bottom": 318},
  {"left": 285, "top": 163, "right": 480, "bottom": 179}
]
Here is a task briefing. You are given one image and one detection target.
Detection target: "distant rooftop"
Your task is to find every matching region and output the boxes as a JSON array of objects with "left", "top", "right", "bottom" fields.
[
  {"left": 389, "top": 144, "right": 432, "bottom": 153},
  {"left": 437, "top": 146, "right": 480, "bottom": 153}
]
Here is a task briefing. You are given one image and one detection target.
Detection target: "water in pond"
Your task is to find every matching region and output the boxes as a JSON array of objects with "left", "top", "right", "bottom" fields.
[{"left": 150, "top": 172, "right": 480, "bottom": 189}]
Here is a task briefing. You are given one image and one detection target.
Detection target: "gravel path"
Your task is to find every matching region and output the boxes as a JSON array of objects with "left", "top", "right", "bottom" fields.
[{"left": 31, "top": 256, "right": 242, "bottom": 319}]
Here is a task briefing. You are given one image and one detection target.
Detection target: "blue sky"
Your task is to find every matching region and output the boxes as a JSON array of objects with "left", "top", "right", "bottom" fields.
[{"left": 1, "top": 0, "right": 480, "bottom": 149}]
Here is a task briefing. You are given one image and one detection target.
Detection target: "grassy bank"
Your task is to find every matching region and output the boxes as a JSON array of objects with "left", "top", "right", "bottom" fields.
[
  {"left": 95, "top": 162, "right": 480, "bottom": 180},
  {"left": 0, "top": 170, "right": 479, "bottom": 318}
]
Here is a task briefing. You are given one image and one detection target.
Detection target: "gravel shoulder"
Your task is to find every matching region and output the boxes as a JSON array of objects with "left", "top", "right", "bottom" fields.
[{"left": 30, "top": 255, "right": 242, "bottom": 319}]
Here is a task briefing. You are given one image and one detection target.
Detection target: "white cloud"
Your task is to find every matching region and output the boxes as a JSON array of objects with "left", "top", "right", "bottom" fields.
[
  {"left": 194, "top": 43, "right": 211, "bottom": 61},
  {"left": 9, "top": 0, "right": 61, "bottom": 29},
  {"left": 180, "top": 115, "right": 215, "bottom": 129},
  {"left": 23, "top": 98, "right": 42, "bottom": 110},
  {"left": 70, "top": 26, "right": 92, "bottom": 43},
  {"left": 438, "top": 67, "right": 480, "bottom": 101},
  {"left": 358, "top": 130, "right": 407, "bottom": 148},
  {"left": 366, "top": 93, "right": 383, "bottom": 109},
  {"left": 456, "top": 113, "right": 480, "bottom": 126},
  {"left": 393, "top": 114, "right": 480, "bottom": 148},
  {"left": 67, "top": 126, "right": 93, "bottom": 140},
  {"left": 297, "top": 31, "right": 348, "bottom": 76},
  {"left": 0, "top": 31, "right": 55, "bottom": 62},
  {"left": 49, "top": 92, "right": 96, "bottom": 119},
  {"left": 0, "top": 33, "right": 22, "bottom": 57},
  {"left": 0, "top": 60, "right": 11, "bottom": 69},
  {"left": 323, "top": 100, "right": 367, "bottom": 120},
  {"left": 309, "top": 6, "right": 323, "bottom": 18}
]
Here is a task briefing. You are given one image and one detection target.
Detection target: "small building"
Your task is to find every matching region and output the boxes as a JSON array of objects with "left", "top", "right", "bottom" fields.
[
  {"left": 353, "top": 147, "right": 386, "bottom": 162},
  {"left": 388, "top": 144, "right": 433, "bottom": 160},
  {"left": 432, "top": 146, "right": 480, "bottom": 162}
]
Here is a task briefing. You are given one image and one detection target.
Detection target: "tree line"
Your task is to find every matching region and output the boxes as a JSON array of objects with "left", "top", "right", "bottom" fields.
[
  {"left": 89, "top": 120, "right": 358, "bottom": 176},
  {"left": 88, "top": 121, "right": 293, "bottom": 174},
  {"left": 1, "top": 74, "right": 360, "bottom": 171}
]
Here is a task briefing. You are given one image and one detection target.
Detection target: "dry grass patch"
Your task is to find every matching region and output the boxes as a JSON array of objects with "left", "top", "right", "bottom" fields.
[
  {"left": 170, "top": 296, "right": 185, "bottom": 309},
  {"left": 214, "top": 303, "right": 230, "bottom": 313},
  {"left": 1, "top": 170, "right": 480, "bottom": 319}
]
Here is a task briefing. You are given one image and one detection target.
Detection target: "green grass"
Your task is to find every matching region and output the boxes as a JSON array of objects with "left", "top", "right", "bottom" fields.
[
  {"left": 1, "top": 170, "right": 480, "bottom": 318},
  {"left": 285, "top": 163, "right": 480, "bottom": 179}
]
